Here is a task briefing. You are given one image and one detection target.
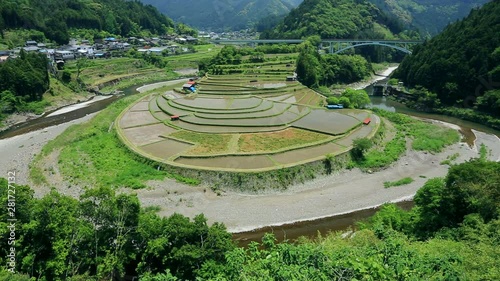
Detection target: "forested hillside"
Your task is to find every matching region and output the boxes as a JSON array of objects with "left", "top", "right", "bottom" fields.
[
  {"left": 368, "top": 0, "right": 489, "bottom": 36},
  {"left": 0, "top": 51, "right": 49, "bottom": 118},
  {"left": 0, "top": 0, "right": 175, "bottom": 44},
  {"left": 141, "top": 0, "right": 298, "bottom": 31},
  {"left": 260, "top": 0, "right": 413, "bottom": 40},
  {"left": 393, "top": 0, "right": 500, "bottom": 123}
]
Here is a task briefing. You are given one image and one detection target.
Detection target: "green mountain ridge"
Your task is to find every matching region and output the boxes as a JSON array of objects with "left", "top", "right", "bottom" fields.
[
  {"left": 368, "top": 0, "right": 490, "bottom": 36},
  {"left": 260, "top": 0, "right": 409, "bottom": 40},
  {"left": 0, "top": 0, "right": 175, "bottom": 44},
  {"left": 141, "top": 0, "right": 300, "bottom": 31},
  {"left": 394, "top": 0, "right": 500, "bottom": 117}
]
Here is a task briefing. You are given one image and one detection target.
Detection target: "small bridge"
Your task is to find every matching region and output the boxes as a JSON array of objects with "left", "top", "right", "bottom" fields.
[{"left": 210, "top": 39, "right": 423, "bottom": 54}]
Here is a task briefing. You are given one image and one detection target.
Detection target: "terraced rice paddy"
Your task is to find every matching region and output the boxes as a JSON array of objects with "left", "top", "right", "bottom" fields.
[{"left": 116, "top": 60, "right": 380, "bottom": 172}]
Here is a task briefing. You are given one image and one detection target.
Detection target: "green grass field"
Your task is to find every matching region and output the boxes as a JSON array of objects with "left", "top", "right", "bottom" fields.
[
  {"left": 238, "top": 128, "right": 331, "bottom": 153},
  {"left": 359, "top": 109, "right": 460, "bottom": 169},
  {"left": 169, "top": 131, "right": 233, "bottom": 155}
]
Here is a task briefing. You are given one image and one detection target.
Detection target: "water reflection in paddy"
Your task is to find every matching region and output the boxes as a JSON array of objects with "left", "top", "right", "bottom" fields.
[{"left": 293, "top": 110, "right": 361, "bottom": 135}]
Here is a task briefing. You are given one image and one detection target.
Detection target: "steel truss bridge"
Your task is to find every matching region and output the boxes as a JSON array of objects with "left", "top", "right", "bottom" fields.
[{"left": 210, "top": 39, "right": 423, "bottom": 54}]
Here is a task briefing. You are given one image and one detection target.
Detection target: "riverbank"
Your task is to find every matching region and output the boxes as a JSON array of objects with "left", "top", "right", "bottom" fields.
[
  {"left": 135, "top": 130, "right": 496, "bottom": 233},
  {"left": 0, "top": 113, "right": 97, "bottom": 190},
  {"left": 0, "top": 92, "right": 100, "bottom": 132},
  {"left": 2, "top": 77, "right": 499, "bottom": 236},
  {"left": 330, "top": 65, "right": 398, "bottom": 94}
]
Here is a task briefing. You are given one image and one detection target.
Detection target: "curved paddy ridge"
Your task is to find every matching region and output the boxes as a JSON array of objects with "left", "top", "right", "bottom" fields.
[{"left": 116, "top": 65, "right": 380, "bottom": 171}]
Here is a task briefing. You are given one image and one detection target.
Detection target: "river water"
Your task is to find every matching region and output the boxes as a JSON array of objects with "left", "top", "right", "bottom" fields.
[
  {"left": 0, "top": 84, "right": 138, "bottom": 140},
  {"left": 1, "top": 78, "right": 499, "bottom": 246}
]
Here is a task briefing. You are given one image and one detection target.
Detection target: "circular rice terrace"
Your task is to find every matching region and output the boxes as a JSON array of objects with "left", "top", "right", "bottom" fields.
[{"left": 116, "top": 66, "right": 380, "bottom": 173}]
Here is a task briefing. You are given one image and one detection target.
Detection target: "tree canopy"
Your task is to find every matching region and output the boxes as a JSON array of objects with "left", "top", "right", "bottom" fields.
[
  {"left": 393, "top": 0, "right": 500, "bottom": 115},
  {"left": 0, "top": 50, "right": 49, "bottom": 116},
  {"left": 260, "top": 0, "right": 408, "bottom": 40},
  {"left": 0, "top": 0, "right": 175, "bottom": 44}
]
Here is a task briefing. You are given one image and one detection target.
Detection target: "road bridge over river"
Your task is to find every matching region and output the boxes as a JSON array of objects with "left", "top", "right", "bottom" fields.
[{"left": 210, "top": 39, "right": 423, "bottom": 54}]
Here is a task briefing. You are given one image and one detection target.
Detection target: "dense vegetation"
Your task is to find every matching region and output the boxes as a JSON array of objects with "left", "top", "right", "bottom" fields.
[
  {"left": 260, "top": 0, "right": 414, "bottom": 40},
  {"left": 326, "top": 88, "right": 371, "bottom": 109},
  {"left": 0, "top": 0, "right": 175, "bottom": 44},
  {"left": 142, "top": 0, "right": 299, "bottom": 31},
  {"left": 0, "top": 182, "right": 234, "bottom": 280},
  {"left": 296, "top": 39, "right": 372, "bottom": 87},
  {"left": 368, "top": 0, "right": 489, "bottom": 36},
  {"left": 0, "top": 50, "right": 49, "bottom": 118},
  {"left": 393, "top": 0, "right": 500, "bottom": 127},
  {"left": 3, "top": 159, "right": 498, "bottom": 280}
]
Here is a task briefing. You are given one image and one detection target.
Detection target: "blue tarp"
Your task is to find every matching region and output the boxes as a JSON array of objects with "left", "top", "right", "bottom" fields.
[{"left": 326, "top": 104, "right": 344, "bottom": 109}]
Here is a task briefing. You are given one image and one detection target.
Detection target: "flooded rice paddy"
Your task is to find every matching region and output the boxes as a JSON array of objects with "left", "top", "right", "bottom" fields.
[
  {"left": 141, "top": 139, "right": 192, "bottom": 160},
  {"left": 117, "top": 75, "right": 378, "bottom": 171},
  {"left": 122, "top": 124, "right": 177, "bottom": 146},
  {"left": 271, "top": 142, "right": 346, "bottom": 164},
  {"left": 119, "top": 111, "right": 161, "bottom": 129},
  {"left": 293, "top": 110, "right": 361, "bottom": 135}
]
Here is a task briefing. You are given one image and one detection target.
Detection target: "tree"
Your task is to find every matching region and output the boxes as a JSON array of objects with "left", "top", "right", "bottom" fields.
[
  {"left": 342, "top": 88, "right": 371, "bottom": 109},
  {"left": 410, "top": 86, "right": 441, "bottom": 109},
  {"left": 80, "top": 187, "right": 140, "bottom": 280},
  {"left": 296, "top": 41, "right": 322, "bottom": 88},
  {"left": 326, "top": 96, "right": 340, "bottom": 105},
  {"left": 76, "top": 57, "right": 90, "bottom": 81},
  {"left": 338, "top": 96, "right": 351, "bottom": 108},
  {"left": 0, "top": 90, "right": 17, "bottom": 113},
  {"left": 351, "top": 137, "right": 373, "bottom": 160},
  {"left": 414, "top": 160, "right": 500, "bottom": 238}
]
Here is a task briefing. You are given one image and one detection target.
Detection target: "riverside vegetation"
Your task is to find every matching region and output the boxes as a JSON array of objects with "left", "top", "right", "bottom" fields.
[
  {"left": 353, "top": 108, "right": 460, "bottom": 169},
  {"left": 2, "top": 159, "right": 499, "bottom": 280}
]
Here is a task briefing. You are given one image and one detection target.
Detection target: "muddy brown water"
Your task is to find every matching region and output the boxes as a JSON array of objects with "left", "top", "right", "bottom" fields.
[
  {"left": 0, "top": 83, "right": 139, "bottom": 140},
  {"left": 232, "top": 201, "right": 415, "bottom": 247}
]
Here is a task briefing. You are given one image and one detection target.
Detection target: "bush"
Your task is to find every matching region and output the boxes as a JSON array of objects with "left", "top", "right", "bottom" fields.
[
  {"left": 326, "top": 96, "right": 339, "bottom": 105},
  {"left": 351, "top": 137, "right": 373, "bottom": 160}
]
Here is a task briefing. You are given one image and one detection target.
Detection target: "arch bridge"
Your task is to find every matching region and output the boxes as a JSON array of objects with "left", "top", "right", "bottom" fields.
[{"left": 210, "top": 39, "right": 423, "bottom": 54}]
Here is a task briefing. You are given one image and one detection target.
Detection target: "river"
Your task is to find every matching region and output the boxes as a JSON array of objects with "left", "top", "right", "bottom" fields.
[
  {"left": 0, "top": 84, "right": 137, "bottom": 140},
  {"left": 1, "top": 76, "right": 499, "bottom": 246}
]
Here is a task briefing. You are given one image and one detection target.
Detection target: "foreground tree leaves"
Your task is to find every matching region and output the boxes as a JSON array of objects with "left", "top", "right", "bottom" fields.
[{"left": 0, "top": 159, "right": 498, "bottom": 280}]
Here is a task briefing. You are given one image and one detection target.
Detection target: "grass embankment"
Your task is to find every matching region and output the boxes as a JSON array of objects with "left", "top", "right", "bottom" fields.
[
  {"left": 238, "top": 128, "right": 330, "bottom": 152},
  {"left": 359, "top": 109, "right": 460, "bottom": 169},
  {"left": 30, "top": 83, "right": 198, "bottom": 189},
  {"left": 384, "top": 177, "right": 414, "bottom": 188}
]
